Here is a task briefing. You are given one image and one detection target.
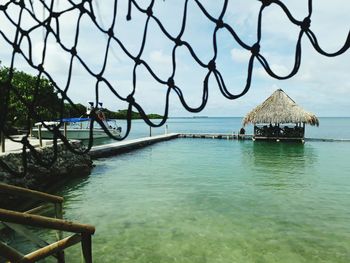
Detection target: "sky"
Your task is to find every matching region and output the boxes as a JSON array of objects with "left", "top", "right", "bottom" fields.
[{"left": 0, "top": 0, "right": 349, "bottom": 117}]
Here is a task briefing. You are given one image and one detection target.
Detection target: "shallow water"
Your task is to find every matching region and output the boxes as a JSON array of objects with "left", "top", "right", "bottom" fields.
[{"left": 50, "top": 139, "right": 350, "bottom": 262}]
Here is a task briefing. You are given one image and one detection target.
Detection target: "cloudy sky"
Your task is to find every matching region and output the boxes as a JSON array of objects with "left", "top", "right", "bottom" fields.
[{"left": 0, "top": 0, "right": 349, "bottom": 117}]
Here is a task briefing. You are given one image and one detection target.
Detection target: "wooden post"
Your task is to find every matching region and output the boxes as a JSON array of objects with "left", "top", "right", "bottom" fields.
[
  {"left": 64, "top": 122, "right": 67, "bottom": 138},
  {"left": 0, "top": 130, "right": 5, "bottom": 153},
  {"left": 81, "top": 233, "right": 92, "bottom": 263},
  {"left": 29, "top": 120, "right": 33, "bottom": 137},
  {"left": 38, "top": 124, "right": 43, "bottom": 147},
  {"left": 149, "top": 126, "right": 152, "bottom": 137}
]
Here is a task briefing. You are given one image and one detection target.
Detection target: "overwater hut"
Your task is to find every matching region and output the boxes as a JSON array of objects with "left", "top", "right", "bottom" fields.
[{"left": 243, "top": 89, "right": 319, "bottom": 142}]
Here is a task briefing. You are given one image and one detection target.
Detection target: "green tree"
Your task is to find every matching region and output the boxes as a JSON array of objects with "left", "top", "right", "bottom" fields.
[{"left": 0, "top": 66, "right": 61, "bottom": 130}]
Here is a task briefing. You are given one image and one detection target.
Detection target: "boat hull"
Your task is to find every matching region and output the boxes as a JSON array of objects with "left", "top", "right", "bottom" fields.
[{"left": 32, "top": 128, "right": 121, "bottom": 140}]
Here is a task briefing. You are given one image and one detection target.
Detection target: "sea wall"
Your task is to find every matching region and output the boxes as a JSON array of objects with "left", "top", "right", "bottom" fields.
[{"left": 0, "top": 141, "right": 93, "bottom": 194}]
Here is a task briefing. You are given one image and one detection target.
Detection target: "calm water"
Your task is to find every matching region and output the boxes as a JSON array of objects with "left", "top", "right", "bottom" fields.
[
  {"left": 54, "top": 138, "right": 348, "bottom": 262},
  {"left": 5, "top": 118, "right": 350, "bottom": 262}
]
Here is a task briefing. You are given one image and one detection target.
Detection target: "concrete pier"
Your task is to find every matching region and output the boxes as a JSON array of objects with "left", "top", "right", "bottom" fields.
[{"left": 89, "top": 133, "right": 180, "bottom": 158}]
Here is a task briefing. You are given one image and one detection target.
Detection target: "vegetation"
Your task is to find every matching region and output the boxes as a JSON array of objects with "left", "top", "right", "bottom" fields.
[
  {"left": 0, "top": 65, "right": 163, "bottom": 133},
  {"left": 104, "top": 109, "right": 163, "bottom": 120},
  {"left": 0, "top": 66, "right": 61, "bottom": 129}
]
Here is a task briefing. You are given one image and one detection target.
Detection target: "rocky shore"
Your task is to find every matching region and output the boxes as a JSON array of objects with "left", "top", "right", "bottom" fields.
[{"left": 0, "top": 141, "right": 93, "bottom": 208}]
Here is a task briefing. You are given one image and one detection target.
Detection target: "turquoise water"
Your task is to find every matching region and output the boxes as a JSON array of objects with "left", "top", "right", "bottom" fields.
[{"left": 51, "top": 138, "right": 350, "bottom": 262}]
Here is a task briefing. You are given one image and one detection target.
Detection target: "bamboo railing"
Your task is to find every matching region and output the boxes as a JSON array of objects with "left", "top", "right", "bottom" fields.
[{"left": 0, "top": 183, "right": 95, "bottom": 262}]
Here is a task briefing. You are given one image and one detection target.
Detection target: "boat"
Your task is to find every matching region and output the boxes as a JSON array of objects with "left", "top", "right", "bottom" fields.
[{"left": 32, "top": 103, "right": 122, "bottom": 140}]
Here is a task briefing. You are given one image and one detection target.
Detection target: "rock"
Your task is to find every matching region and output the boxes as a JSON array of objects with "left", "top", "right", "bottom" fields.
[{"left": 0, "top": 141, "right": 93, "bottom": 192}]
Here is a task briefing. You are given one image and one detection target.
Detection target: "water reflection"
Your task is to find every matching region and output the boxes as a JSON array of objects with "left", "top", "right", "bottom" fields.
[
  {"left": 253, "top": 142, "right": 316, "bottom": 169},
  {"left": 241, "top": 141, "right": 318, "bottom": 190}
]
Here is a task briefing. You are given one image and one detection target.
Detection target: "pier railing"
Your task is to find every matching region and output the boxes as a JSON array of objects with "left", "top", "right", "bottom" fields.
[{"left": 0, "top": 183, "right": 95, "bottom": 263}]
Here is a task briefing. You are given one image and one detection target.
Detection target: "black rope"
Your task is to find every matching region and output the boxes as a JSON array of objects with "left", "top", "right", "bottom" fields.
[{"left": 0, "top": 0, "right": 349, "bottom": 176}]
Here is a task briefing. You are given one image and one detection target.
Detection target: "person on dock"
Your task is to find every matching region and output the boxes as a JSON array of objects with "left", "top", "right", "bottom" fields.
[{"left": 239, "top": 127, "right": 245, "bottom": 139}]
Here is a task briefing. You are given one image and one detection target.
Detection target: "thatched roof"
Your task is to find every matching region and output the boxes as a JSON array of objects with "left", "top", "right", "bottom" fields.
[{"left": 243, "top": 89, "right": 319, "bottom": 126}]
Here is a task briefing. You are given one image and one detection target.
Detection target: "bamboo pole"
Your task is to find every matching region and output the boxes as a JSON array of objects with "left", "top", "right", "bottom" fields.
[
  {"left": 22, "top": 234, "right": 81, "bottom": 262},
  {"left": 0, "top": 241, "right": 25, "bottom": 262},
  {"left": 0, "top": 208, "right": 95, "bottom": 234},
  {"left": 0, "top": 183, "right": 63, "bottom": 204},
  {"left": 24, "top": 204, "right": 54, "bottom": 215}
]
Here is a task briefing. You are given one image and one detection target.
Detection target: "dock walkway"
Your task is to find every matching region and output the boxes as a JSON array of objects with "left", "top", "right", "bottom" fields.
[{"left": 89, "top": 133, "right": 179, "bottom": 158}]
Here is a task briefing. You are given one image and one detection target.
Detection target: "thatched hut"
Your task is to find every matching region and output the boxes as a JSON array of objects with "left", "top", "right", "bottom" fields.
[{"left": 243, "top": 89, "right": 319, "bottom": 141}]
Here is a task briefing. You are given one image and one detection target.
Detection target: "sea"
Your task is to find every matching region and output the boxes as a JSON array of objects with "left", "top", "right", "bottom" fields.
[{"left": 4, "top": 117, "right": 350, "bottom": 262}]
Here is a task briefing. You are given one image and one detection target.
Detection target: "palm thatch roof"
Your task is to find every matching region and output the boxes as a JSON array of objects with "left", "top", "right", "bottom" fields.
[{"left": 243, "top": 89, "right": 319, "bottom": 126}]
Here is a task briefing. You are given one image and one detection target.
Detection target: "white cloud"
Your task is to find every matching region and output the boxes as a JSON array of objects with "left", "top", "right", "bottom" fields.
[
  {"left": 33, "top": 42, "right": 70, "bottom": 75},
  {"left": 149, "top": 50, "right": 172, "bottom": 68},
  {"left": 230, "top": 48, "right": 251, "bottom": 63}
]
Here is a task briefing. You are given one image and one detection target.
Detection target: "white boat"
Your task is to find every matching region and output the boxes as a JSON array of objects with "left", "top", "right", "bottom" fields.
[
  {"left": 32, "top": 103, "right": 122, "bottom": 140},
  {"left": 32, "top": 118, "right": 122, "bottom": 140}
]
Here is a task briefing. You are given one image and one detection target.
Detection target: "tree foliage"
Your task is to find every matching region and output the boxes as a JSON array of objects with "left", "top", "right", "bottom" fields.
[
  {"left": 0, "top": 66, "right": 61, "bottom": 129},
  {"left": 104, "top": 109, "right": 163, "bottom": 119}
]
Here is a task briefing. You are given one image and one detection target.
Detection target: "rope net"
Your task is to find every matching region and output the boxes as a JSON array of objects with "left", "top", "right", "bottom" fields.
[{"left": 0, "top": 0, "right": 349, "bottom": 175}]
